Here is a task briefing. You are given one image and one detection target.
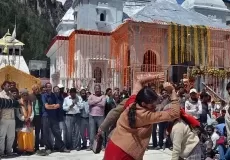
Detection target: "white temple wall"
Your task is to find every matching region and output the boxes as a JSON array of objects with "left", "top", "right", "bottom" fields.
[
  {"left": 75, "top": 0, "right": 123, "bottom": 32},
  {"left": 58, "top": 40, "right": 69, "bottom": 79},
  {"left": 74, "top": 34, "right": 111, "bottom": 90}
]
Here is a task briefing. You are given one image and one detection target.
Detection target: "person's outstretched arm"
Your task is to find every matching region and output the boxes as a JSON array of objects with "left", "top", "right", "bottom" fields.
[{"left": 0, "top": 98, "right": 21, "bottom": 109}]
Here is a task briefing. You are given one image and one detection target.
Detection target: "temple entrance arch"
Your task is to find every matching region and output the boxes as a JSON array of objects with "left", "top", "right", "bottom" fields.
[{"left": 141, "top": 50, "right": 157, "bottom": 72}]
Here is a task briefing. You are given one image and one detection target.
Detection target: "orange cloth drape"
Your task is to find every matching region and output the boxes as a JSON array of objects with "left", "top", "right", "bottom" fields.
[
  {"left": 17, "top": 131, "right": 34, "bottom": 152},
  {"left": 68, "top": 33, "right": 76, "bottom": 77}
]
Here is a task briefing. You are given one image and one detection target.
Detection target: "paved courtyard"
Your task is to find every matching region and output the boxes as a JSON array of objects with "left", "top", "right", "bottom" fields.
[{"left": 3, "top": 149, "right": 172, "bottom": 160}]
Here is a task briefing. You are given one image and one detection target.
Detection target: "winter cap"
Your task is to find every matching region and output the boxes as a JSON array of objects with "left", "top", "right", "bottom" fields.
[{"left": 189, "top": 88, "right": 197, "bottom": 94}]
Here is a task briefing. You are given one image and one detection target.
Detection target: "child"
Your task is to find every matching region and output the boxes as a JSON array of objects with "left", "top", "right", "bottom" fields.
[{"left": 16, "top": 89, "right": 34, "bottom": 154}]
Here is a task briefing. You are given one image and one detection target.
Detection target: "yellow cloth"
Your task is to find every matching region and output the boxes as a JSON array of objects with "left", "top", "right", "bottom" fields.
[{"left": 17, "top": 131, "right": 34, "bottom": 152}]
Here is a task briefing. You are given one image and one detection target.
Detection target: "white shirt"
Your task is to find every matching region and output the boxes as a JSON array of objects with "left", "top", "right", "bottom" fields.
[
  {"left": 211, "top": 132, "right": 220, "bottom": 149},
  {"left": 63, "top": 95, "right": 83, "bottom": 114},
  {"left": 185, "top": 100, "right": 202, "bottom": 119}
]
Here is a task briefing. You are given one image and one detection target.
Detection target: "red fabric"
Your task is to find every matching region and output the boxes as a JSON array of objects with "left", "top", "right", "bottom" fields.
[
  {"left": 167, "top": 108, "right": 200, "bottom": 134},
  {"left": 216, "top": 136, "right": 225, "bottom": 145},
  {"left": 104, "top": 140, "right": 135, "bottom": 160},
  {"left": 180, "top": 109, "right": 200, "bottom": 128},
  {"left": 213, "top": 111, "right": 220, "bottom": 118},
  {"left": 124, "top": 95, "right": 136, "bottom": 109},
  {"left": 25, "top": 119, "right": 31, "bottom": 128}
]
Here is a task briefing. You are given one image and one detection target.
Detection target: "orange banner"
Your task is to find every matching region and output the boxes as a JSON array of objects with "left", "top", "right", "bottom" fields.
[{"left": 68, "top": 33, "right": 75, "bottom": 77}]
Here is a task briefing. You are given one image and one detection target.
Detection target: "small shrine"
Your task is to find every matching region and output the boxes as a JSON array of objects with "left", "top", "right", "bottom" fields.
[{"left": 0, "top": 29, "right": 41, "bottom": 91}]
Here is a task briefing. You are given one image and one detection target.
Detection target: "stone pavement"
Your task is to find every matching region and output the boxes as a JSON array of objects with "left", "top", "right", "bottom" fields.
[{"left": 3, "top": 149, "right": 172, "bottom": 160}]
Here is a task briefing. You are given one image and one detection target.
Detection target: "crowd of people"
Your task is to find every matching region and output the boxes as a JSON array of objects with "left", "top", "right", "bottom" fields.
[
  {"left": 0, "top": 80, "right": 129, "bottom": 157},
  {"left": 100, "top": 76, "right": 230, "bottom": 160},
  {"left": 0, "top": 76, "right": 230, "bottom": 160}
]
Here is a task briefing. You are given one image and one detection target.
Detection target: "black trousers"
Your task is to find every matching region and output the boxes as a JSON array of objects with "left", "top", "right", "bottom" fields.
[
  {"left": 33, "top": 115, "right": 42, "bottom": 150},
  {"left": 158, "top": 122, "right": 168, "bottom": 147},
  {"left": 152, "top": 124, "right": 158, "bottom": 147},
  {"left": 42, "top": 117, "right": 65, "bottom": 151}
]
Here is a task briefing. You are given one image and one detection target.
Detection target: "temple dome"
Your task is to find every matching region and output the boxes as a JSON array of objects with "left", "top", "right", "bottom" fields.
[{"left": 182, "top": 0, "right": 228, "bottom": 11}]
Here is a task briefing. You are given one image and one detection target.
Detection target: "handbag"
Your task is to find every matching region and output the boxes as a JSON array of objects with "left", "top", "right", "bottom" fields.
[{"left": 92, "top": 134, "right": 103, "bottom": 154}]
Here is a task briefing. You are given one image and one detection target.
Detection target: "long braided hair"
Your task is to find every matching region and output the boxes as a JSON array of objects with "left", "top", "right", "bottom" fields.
[{"left": 128, "top": 87, "right": 158, "bottom": 129}]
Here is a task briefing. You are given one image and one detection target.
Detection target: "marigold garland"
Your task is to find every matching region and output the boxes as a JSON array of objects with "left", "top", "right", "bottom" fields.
[{"left": 191, "top": 67, "right": 230, "bottom": 78}]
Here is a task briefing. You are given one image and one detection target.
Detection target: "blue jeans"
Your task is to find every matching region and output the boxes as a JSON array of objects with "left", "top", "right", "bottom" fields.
[
  {"left": 218, "top": 145, "right": 230, "bottom": 160},
  {"left": 225, "top": 148, "right": 230, "bottom": 160},
  {"left": 65, "top": 114, "right": 81, "bottom": 149},
  {"left": 89, "top": 115, "right": 104, "bottom": 148},
  {"left": 218, "top": 145, "right": 226, "bottom": 160}
]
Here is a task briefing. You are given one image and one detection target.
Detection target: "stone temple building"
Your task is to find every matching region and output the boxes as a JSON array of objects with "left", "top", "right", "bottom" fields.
[{"left": 46, "top": 0, "right": 230, "bottom": 94}]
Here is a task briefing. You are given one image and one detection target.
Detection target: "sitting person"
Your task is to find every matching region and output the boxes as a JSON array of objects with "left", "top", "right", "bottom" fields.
[
  {"left": 170, "top": 118, "right": 202, "bottom": 160},
  {"left": 16, "top": 89, "right": 34, "bottom": 154},
  {"left": 206, "top": 125, "right": 220, "bottom": 150},
  {"left": 216, "top": 110, "right": 226, "bottom": 124},
  {"left": 215, "top": 126, "right": 230, "bottom": 160}
]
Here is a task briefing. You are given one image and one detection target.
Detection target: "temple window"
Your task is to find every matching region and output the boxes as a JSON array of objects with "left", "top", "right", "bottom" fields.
[
  {"left": 94, "top": 67, "right": 102, "bottom": 83},
  {"left": 100, "top": 12, "right": 106, "bottom": 21},
  {"left": 9, "top": 49, "right": 13, "bottom": 55},
  {"left": 142, "top": 50, "right": 157, "bottom": 72},
  {"left": 15, "top": 49, "right": 19, "bottom": 55}
]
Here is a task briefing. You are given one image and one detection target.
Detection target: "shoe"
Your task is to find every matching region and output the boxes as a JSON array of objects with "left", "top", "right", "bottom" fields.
[
  {"left": 81, "top": 146, "right": 87, "bottom": 150},
  {"left": 60, "top": 148, "right": 70, "bottom": 153},
  {"left": 153, "top": 146, "right": 161, "bottom": 150},
  {"left": 36, "top": 149, "right": 49, "bottom": 156},
  {"left": 86, "top": 147, "right": 92, "bottom": 151},
  {"left": 6, "top": 152, "right": 16, "bottom": 157},
  {"left": 76, "top": 147, "right": 81, "bottom": 151},
  {"left": 46, "top": 149, "right": 52, "bottom": 155}
]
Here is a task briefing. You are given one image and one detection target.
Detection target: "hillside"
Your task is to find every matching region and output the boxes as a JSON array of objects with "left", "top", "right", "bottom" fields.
[{"left": 0, "top": 0, "right": 66, "bottom": 62}]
